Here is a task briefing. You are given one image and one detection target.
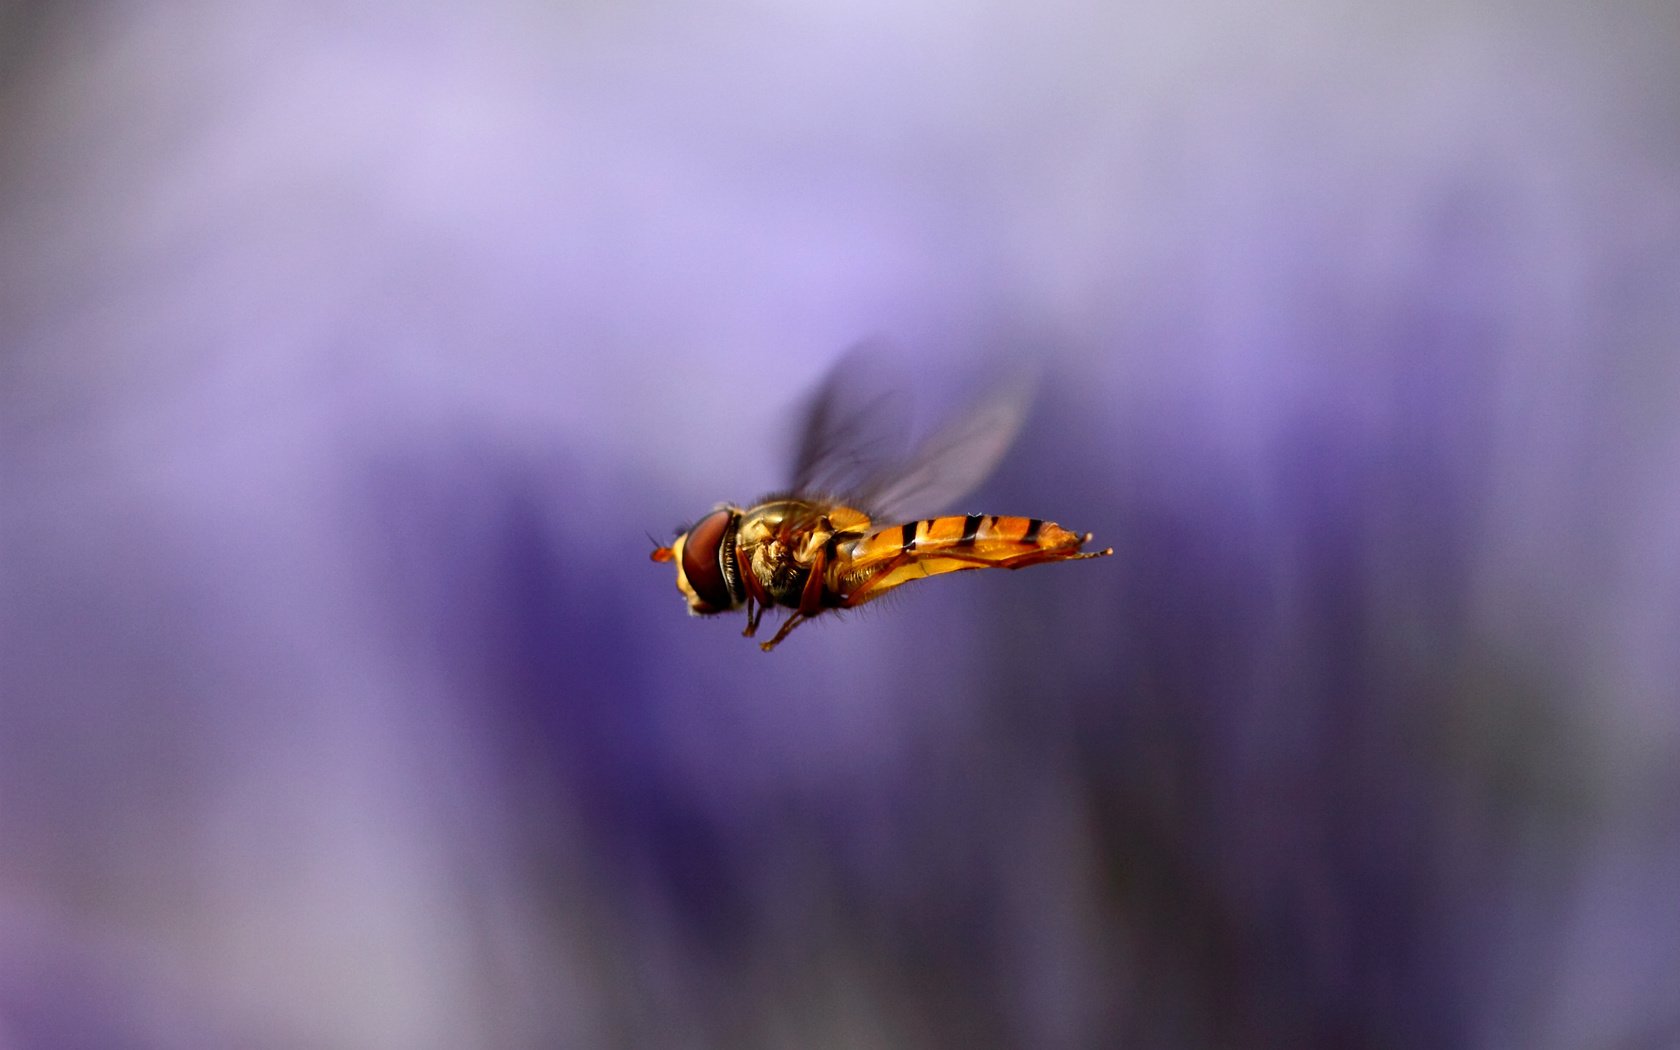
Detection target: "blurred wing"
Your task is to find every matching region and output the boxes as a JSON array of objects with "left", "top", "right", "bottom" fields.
[
  {"left": 786, "top": 342, "right": 911, "bottom": 501},
  {"left": 853, "top": 374, "right": 1035, "bottom": 521}
]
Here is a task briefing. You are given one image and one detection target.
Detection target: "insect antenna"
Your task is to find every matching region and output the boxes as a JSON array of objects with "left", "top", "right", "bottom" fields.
[{"left": 647, "top": 531, "right": 675, "bottom": 563}]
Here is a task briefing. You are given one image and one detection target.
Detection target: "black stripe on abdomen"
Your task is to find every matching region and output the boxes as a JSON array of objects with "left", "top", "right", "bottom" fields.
[
  {"left": 957, "top": 513, "right": 983, "bottom": 547},
  {"left": 1023, "top": 518, "right": 1043, "bottom": 544},
  {"left": 900, "top": 521, "right": 917, "bottom": 549}
]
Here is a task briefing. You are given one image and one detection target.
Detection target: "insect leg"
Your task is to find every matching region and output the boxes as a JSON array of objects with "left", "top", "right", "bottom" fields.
[
  {"left": 839, "top": 541, "right": 1112, "bottom": 609},
  {"left": 742, "top": 595, "right": 764, "bottom": 638},
  {"left": 895, "top": 546, "right": 1113, "bottom": 571},
  {"left": 755, "top": 552, "right": 830, "bottom": 651},
  {"left": 759, "top": 612, "right": 809, "bottom": 652},
  {"left": 797, "top": 549, "right": 829, "bottom": 616},
  {"left": 837, "top": 553, "right": 918, "bottom": 608}
]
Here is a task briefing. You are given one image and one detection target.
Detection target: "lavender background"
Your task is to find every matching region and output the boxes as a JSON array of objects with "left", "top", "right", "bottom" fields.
[{"left": 3, "top": 2, "right": 1679, "bottom": 1047}]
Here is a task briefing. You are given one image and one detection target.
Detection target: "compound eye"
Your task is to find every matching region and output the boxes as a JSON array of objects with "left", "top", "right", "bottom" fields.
[{"left": 680, "top": 509, "right": 738, "bottom": 613}]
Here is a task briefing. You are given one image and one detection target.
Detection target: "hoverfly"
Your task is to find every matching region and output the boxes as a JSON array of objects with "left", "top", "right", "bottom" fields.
[{"left": 651, "top": 349, "right": 1111, "bottom": 651}]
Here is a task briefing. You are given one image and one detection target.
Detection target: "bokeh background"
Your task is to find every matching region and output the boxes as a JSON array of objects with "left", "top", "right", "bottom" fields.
[{"left": 3, "top": 1, "right": 1679, "bottom": 1047}]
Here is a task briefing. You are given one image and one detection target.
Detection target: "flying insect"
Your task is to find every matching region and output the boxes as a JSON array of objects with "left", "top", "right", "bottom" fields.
[{"left": 652, "top": 351, "right": 1111, "bottom": 651}]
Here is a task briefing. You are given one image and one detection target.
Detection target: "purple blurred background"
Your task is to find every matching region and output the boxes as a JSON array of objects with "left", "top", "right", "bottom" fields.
[{"left": 3, "top": 2, "right": 1679, "bottom": 1047}]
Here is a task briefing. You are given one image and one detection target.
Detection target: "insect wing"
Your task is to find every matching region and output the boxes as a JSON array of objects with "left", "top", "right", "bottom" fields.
[
  {"left": 786, "top": 342, "right": 911, "bottom": 503},
  {"left": 852, "top": 377, "right": 1033, "bottom": 522},
  {"left": 786, "top": 344, "right": 1035, "bottom": 522}
]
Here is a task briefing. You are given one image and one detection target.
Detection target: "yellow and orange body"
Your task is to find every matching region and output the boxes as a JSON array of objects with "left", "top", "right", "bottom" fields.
[
  {"left": 653, "top": 498, "right": 1110, "bottom": 651},
  {"left": 652, "top": 346, "right": 1110, "bottom": 650}
]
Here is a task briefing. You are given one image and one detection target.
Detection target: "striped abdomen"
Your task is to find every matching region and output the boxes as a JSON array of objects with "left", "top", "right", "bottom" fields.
[{"left": 834, "top": 513, "right": 1109, "bottom": 606}]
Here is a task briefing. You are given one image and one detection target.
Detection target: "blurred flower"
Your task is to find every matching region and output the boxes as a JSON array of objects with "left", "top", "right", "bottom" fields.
[{"left": 2, "top": 1, "right": 1678, "bottom": 1047}]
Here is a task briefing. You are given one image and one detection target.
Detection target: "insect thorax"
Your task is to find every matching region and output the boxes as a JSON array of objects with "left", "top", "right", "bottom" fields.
[{"left": 737, "top": 499, "right": 833, "bottom": 609}]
